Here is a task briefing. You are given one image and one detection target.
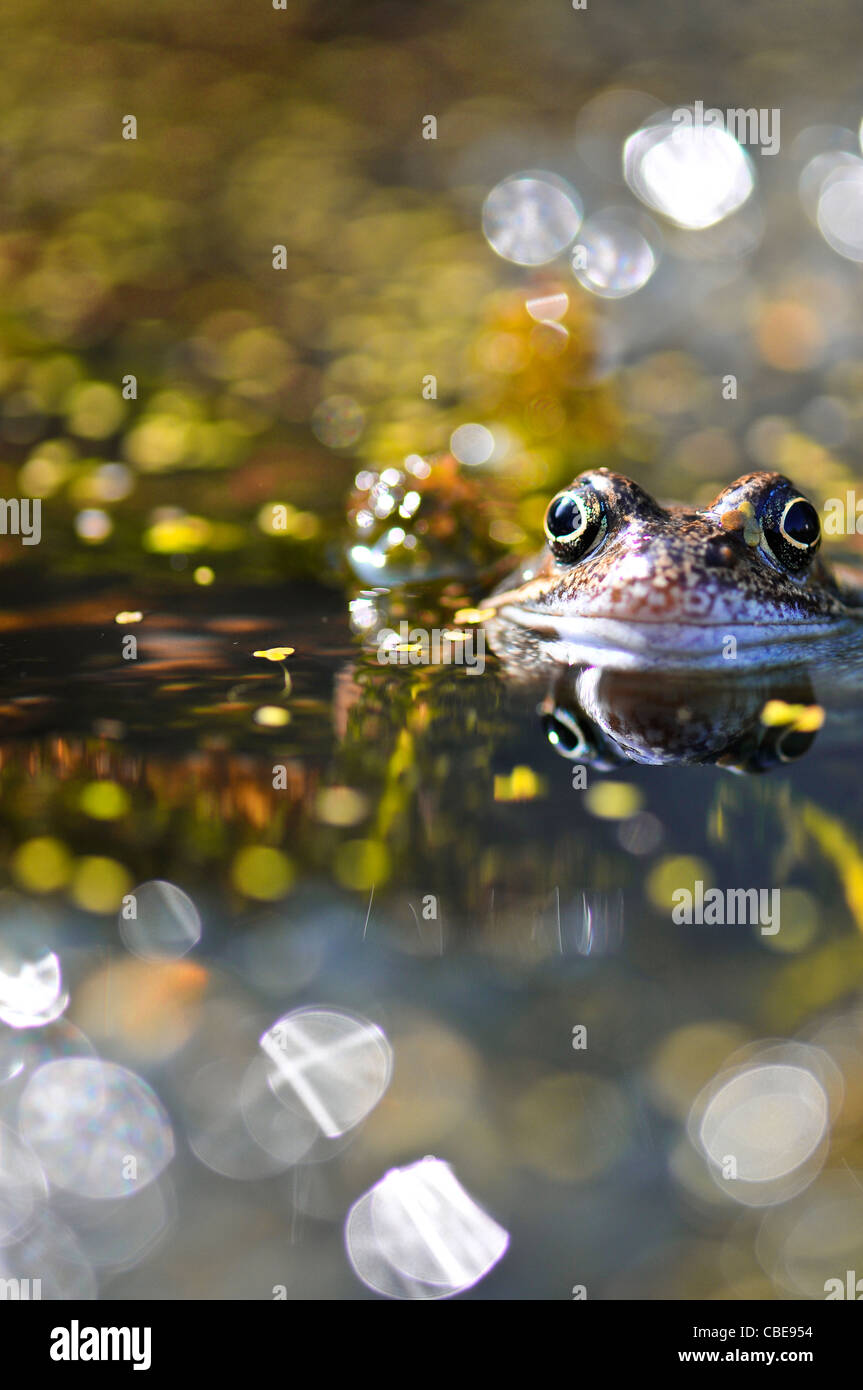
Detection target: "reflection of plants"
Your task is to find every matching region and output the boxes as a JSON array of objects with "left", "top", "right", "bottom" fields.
[
  {"left": 330, "top": 653, "right": 560, "bottom": 909},
  {"left": 0, "top": 736, "right": 308, "bottom": 912},
  {"left": 800, "top": 801, "right": 863, "bottom": 933},
  {"left": 706, "top": 779, "right": 863, "bottom": 1028},
  {"left": 336, "top": 658, "right": 507, "bottom": 877},
  {"left": 330, "top": 656, "right": 638, "bottom": 927}
]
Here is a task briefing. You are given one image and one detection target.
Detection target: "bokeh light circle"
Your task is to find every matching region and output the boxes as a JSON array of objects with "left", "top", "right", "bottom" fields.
[
  {"left": 18, "top": 1058, "right": 175, "bottom": 1199},
  {"left": 482, "top": 174, "right": 582, "bottom": 265}
]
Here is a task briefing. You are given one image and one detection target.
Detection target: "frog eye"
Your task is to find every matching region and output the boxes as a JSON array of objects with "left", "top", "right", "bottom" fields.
[
  {"left": 544, "top": 486, "right": 607, "bottom": 563},
  {"left": 541, "top": 706, "right": 590, "bottom": 760},
  {"left": 761, "top": 493, "right": 821, "bottom": 575},
  {"left": 775, "top": 721, "right": 819, "bottom": 764}
]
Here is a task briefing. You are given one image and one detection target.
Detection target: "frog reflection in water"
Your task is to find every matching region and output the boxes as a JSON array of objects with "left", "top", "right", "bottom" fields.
[
  {"left": 537, "top": 664, "right": 825, "bottom": 774},
  {"left": 484, "top": 469, "right": 863, "bottom": 673}
]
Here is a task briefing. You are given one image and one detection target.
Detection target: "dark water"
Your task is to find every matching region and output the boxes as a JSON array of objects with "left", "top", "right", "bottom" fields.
[{"left": 1, "top": 567, "right": 863, "bottom": 1300}]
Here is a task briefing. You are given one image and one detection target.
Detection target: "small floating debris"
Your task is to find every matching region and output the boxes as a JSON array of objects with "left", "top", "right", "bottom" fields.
[
  {"left": 114, "top": 610, "right": 143, "bottom": 624},
  {"left": 379, "top": 634, "right": 423, "bottom": 654},
  {"left": 453, "top": 606, "right": 494, "bottom": 624},
  {"left": 252, "top": 646, "right": 295, "bottom": 661}
]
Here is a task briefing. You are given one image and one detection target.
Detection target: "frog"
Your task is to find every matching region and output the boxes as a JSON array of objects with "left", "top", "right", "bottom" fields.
[{"left": 483, "top": 468, "right": 863, "bottom": 673}]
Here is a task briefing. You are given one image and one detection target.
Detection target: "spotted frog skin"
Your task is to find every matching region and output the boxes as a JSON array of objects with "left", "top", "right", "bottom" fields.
[{"left": 486, "top": 469, "right": 863, "bottom": 670}]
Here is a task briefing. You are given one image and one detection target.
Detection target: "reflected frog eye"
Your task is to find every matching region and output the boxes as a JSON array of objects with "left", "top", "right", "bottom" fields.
[
  {"left": 541, "top": 706, "right": 590, "bottom": 760},
  {"left": 544, "top": 486, "right": 607, "bottom": 562},
  {"left": 761, "top": 492, "right": 821, "bottom": 575},
  {"left": 776, "top": 722, "right": 819, "bottom": 763}
]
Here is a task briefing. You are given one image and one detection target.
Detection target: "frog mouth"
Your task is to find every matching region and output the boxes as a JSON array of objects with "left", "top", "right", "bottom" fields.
[
  {"left": 486, "top": 603, "right": 846, "bottom": 671},
  {"left": 484, "top": 571, "right": 847, "bottom": 627},
  {"left": 496, "top": 604, "right": 835, "bottom": 637}
]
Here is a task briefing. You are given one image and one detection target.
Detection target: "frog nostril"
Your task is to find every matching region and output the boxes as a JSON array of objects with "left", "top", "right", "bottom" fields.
[{"left": 704, "top": 538, "right": 735, "bottom": 568}]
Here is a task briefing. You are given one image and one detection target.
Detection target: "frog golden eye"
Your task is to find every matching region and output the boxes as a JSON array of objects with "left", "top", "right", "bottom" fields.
[
  {"left": 544, "top": 486, "right": 607, "bottom": 563},
  {"left": 761, "top": 493, "right": 821, "bottom": 575}
]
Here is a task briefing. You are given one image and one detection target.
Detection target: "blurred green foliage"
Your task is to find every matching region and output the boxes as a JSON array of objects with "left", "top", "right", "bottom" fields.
[{"left": 0, "top": 0, "right": 625, "bottom": 583}]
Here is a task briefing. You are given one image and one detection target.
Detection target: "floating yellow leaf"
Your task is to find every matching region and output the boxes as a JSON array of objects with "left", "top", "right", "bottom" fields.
[
  {"left": 252, "top": 646, "right": 295, "bottom": 660},
  {"left": 454, "top": 607, "right": 495, "bottom": 624}
]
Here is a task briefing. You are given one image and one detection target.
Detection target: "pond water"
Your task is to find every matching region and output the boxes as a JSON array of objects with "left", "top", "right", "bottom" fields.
[{"left": 1, "top": 563, "right": 863, "bottom": 1300}]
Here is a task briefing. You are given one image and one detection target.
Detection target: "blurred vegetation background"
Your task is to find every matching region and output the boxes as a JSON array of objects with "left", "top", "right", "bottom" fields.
[{"left": 2, "top": 0, "right": 863, "bottom": 586}]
